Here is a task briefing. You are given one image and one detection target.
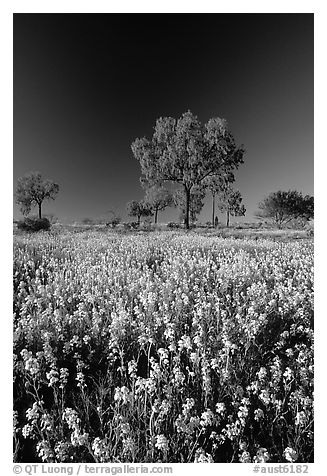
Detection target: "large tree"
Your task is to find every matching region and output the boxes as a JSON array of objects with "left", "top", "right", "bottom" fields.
[
  {"left": 15, "top": 172, "right": 59, "bottom": 219},
  {"left": 218, "top": 186, "right": 246, "bottom": 227},
  {"left": 144, "top": 185, "right": 173, "bottom": 224},
  {"left": 256, "top": 190, "right": 314, "bottom": 228},
  {"left": 126, "top": 200, "right": 153, "bottom": 225},
  {"left": 131, "top": 111, "right": 244, "bottom": 229}
]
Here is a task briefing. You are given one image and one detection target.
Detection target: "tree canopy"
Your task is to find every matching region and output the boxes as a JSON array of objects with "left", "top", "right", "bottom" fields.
[
  {"left": 256, "top": 190, "right": 314, "bottom": 228},
  {"left": 131, "top": 110, "right": 244, "bottom": 228},
  {"left": 15, "top": 172, "right": 59, "bottom": 219}
]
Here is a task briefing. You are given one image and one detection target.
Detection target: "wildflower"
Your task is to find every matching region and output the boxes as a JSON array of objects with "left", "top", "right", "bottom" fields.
[
  {"left": 40, "top": 413, "right": 52, "bottom": 432},
  {"left": 128, "top": 359, "right": 137, "bottom": 377},
  {"left": 59, "top": 368, "right": 69, "bottom": 388},
  {"left": 26, "top": 402, "right": 40, "bottom": 423},
  {"left": 295, "top": 411, "right": 307, "bottom": 426},
  {"left": 200, "top": 409, "right": 215, "bottom": 427},
  {"left": 283, "top": 447, "right": 298, "bottom": 462},
  {"left": 257, "top": 367, "right": 267, "bottom": 381},
  {"left": 46, "top": 369, "right": 59, "bottom": 387},
  {"left": 36, "top": 440, "right": 54, "bottom": 462},
  {"left": 215, "top": 402, "right": 226, "bottom": 415},
  {"left": 22, "top": 424, "right": 34, "bottom": 438},
  {"left": 239, "top": 451, "right": 251, "bottom": 463},
  {"left": 92, "top": 437, "right": 110, "bottom": 462},
  {"left": 160, "top": 399, "right": 171, "bottom": 415},
  {"left": 155, "top": 434, "right": 169, "bottom": 452},
  {"left": 254, "top": 408, "right": 264, "bottom": 421},
  {"left": 123, "top": 436, "right": 136, "bottom": 454},
  {"left": 63, "top": 408, "right": 80, "bottom": 430},
  {"left": 76, "top": 372, "right": 86, "bottom": 388},
  {"left": 253, "top": 448, "right": 270, "bottom": 463},
  {"left": 259, "top": 389, "right": 270, "bottom": 406},
  {"left": 114, "top": 386, "right": 131, "bottom": 404},
  {"left": 283, "top": 367, "right": 294, "bottom": 381},
  {"left": 20, "top": 349, "right": 40, "bottom": 376},
  {"left": 194, "top": 447, "right": 214, "bottom": 463},
  {"left": 54, "top": 441, "right": 71, "bottom": 462},
  {"left": 182, "top": 398, "right": 195, "bottom": 415}
]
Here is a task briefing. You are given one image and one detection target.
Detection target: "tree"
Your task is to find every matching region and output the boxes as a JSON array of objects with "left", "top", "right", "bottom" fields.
[
  {"left": 144, "top": 185, "right": 173, "bottom": 224},
  {"left": 218, "top": 186, "right": 246, "bottom": 227},
  {"left": 105, "top": 210, "right": 121, "bottom": 228},
  {"left": 126, "top": 200, "right": 153, "bottom": 225},
  {"left": 204, "top": 172, "right": 234, "bottom": 227},
  {"left": 131, "top": 110, "right": 244, "bottom": 229},
  {"left": 15, "top": 172, "right": 59, "bottom": 219},
  {"left": 255, "top": 190, "right": 314, "bottom": 228},
  {"left": 173, "top": 185, "right": 206, "bottom": 225}
]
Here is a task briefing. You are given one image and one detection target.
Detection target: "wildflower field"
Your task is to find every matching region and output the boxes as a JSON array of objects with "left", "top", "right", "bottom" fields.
[{"left": 13, "top": 230, "right": 314, "bottom": 463}]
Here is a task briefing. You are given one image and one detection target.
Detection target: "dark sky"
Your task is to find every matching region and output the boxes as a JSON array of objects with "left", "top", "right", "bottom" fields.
[{"left": 13, "top": 13, "right": 313, "bottom": 224}]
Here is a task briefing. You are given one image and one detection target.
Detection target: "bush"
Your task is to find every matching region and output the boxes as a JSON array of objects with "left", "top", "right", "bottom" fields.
[
  {"left": 17, "top": 217, "right": 51, "bottom": 232},
  {"left": 123, "top": 222, "right": 139, "bottom": 230},
  {"left": 167, "top": 222, "right": 180, "bottom": 229},
  {"left": 106, "top": 217, "right": 121, "bottom": 228}
]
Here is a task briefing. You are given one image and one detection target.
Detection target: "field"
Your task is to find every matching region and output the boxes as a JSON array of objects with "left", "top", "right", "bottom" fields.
[{"left": 13, "top": 229, "right": 314, "bottom": 463}]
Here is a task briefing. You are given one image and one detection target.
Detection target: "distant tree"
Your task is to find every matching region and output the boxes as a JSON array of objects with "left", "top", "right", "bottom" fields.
[
  {"left": 218, "top": 186, "right": 246, "bottom": 227},
  {"left": 173, "top": 185, "right": 206, "bottom": 224},
  {"left": 105, "top": 210, "right": 121, "bottom": 228},
  {"left": 15, "top": 172, "right": 59, "bottom": 219},
  {"left": 131, "top": 110, "right": 244, "bottom": 229},
  {"left": 204, "top": 172, "right": 234, "bottom": 227},
  {"left": 144, "top": 185, "right": 173, "bottom": 224},
  {"left": 126, "top": 200, "right": 153, "bottom": 225},
  {"left": 255, "top": 190, "right": 314, "bottom": 228}
]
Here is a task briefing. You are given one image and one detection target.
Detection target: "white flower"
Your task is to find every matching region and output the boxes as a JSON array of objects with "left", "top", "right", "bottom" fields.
[
  {"left": 284, "top": 447, "right": 298, "bottom": 462},
  {"left": 155, "top": 434, "right": 169, "bottom": 452}
]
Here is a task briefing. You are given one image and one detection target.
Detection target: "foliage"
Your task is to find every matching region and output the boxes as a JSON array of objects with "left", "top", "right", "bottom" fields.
[
  {"left": 144, "top": 186, "right": 173, "bottom": 224},
  {"left": 256, "top": 191, "right": 314, "bottom": 229},
  {"left": 14, "top": 231, "right": 313, "bottom": 463},
  {"left": 16, "top": 217, "right": 51, "bottom": 232},
  {"left": 131, "top": 111, "right": 244, "bottom": 228},
  {"left": 126, "top": 200, "right": 153, "bottom": 225},
  {"left": 15, "top": 172, "right": 59, "bottom": 219}
]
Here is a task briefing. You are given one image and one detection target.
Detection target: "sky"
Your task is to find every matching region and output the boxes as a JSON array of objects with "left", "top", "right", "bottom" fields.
[{"left": 13, "top": 13, "right": 313, "bottom": 224}]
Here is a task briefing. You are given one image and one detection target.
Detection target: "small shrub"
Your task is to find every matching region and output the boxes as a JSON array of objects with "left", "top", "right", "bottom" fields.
[
  {"left": 167, "top": 222, "right": 180, "bottom": 229},
  {"left": 123, "top": 222, "right": 139, "bottom": 230},
  {"left": 17, "top": 217, "right": 51, "bottom": 232},
  {"left": 106, "top": 217, "right": 121, "bottom": 228}
]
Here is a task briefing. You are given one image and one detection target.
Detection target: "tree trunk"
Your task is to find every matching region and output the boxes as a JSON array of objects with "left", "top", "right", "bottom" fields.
[
  {"left": 184, "top": 186, "right": 191, "bottom": 229},
  {"left": 137, "top": 215, "right": 140, "bottom": 225},
  {"left": 155, "top": 208, "right": 158, "bottom": 224},
  {"left": 38, "top": 202, "right": 42, "bottom": 219},
  {"left": 212, "top": 193, "right": 215, "bottom": 227},
  {"left": 226, "top": 209, "right": 230, "bottom": 227}
]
